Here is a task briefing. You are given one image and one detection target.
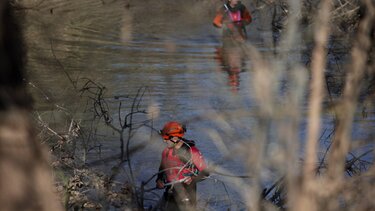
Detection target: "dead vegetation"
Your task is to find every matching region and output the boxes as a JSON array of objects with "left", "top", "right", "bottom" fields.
[{"left": 1, "top": 0, "right": 374, "bottom": 210}]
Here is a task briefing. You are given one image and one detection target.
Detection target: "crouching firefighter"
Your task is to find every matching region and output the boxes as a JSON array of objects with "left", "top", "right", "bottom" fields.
[{"left": 156, "top": 121, "right": 209, "bottom": 211}]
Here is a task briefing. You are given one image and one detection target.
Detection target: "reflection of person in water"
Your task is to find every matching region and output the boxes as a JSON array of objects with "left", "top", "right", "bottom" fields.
[
  {"left": 213, "top": 0, "right": 252, "bottom": 93},
  {"left": 214, "top": 46, "right": 245, "bottom": 93}
]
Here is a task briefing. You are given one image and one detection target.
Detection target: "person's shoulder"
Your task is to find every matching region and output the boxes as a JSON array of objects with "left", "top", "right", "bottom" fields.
[
  {"left": 239, "top": 3, "right": 247, "bottom": 9},
  {"left": 190, "top": 145, "right": 203, "bottom": 154},
  {"left": 217, "top": 5, "right": 226, "bottom": 13},
  {"left": 184, "top": 139, "right": 195, "bottom": 146}
]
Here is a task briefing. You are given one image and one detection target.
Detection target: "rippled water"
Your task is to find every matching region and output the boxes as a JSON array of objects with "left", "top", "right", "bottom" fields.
[{"left": 21, "top": 0, "right": 374, "bottom": 209}]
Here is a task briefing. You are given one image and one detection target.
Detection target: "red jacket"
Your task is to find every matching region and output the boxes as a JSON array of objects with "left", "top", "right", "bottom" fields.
[
  {"left": 158, "top": 141, "right": 207, "bottom": 183},
  {"left": 213, "top": 3, "right": 252, "bottom": 28},
  {"left": 213, "top": 2, "right": 252, "bottom": 41}
]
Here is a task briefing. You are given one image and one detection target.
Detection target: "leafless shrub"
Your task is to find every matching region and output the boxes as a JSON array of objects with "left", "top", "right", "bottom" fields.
[
  {"left": 243, "top": 0, "right": 375, "bottom": 210},
  {"left": 14, "top": 0, "right": 374, "bottom": 210}
]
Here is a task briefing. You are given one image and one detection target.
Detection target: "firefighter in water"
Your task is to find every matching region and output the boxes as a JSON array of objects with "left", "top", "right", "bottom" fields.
[
  {"left": 156, "top": 121, "right": 209, "bottom": 211},
  {"left": 213, "top": 0, "right": 252, "bottom": 43},
  {"left": 213, "top": 0, "right": 251, "bottom": 93}
]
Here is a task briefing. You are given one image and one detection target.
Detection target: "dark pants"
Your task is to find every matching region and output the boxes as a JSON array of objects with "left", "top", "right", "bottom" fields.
[{"left": 163, "top": 182, "right": 197, "bottom": 211}]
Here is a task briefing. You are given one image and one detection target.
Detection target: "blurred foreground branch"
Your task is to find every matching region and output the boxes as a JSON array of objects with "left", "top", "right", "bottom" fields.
[{"left": 0, "top": 1, "right": 63, "bottom": 210}]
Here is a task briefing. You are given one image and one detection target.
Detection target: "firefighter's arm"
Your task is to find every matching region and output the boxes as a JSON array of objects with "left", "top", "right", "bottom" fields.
[
  {"left": 213, "top": 10, "right": 224, "bottom": 28},
  {"left": 184, "top": 169, "right": 209, "bottom": 185},
  {"left": 194, "top": 169, "right": 210, "bottom": 182},
  {"left": 184, "top": 148, "right": 209, "bottom": 184},
  {"left": 155, "top": 164, "right": 165, "bottom": 189},
  {"left": 242, "top": 7, "right": 252, "bottom": 25}
]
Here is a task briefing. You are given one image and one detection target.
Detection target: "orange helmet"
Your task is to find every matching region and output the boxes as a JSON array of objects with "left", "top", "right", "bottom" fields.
[{"left": 160, "top": 121, "right": 186, "bottom": 139}]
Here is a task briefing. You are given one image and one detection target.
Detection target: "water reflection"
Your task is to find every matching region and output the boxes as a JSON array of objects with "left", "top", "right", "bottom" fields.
[
  {"left": 20, "top": 0, "right": 375, "bottom": 210},
  {"left": 214, "top": 45, "right": 246, "bottom": 93}
]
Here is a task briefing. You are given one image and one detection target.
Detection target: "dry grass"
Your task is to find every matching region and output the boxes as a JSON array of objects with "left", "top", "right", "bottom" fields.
[{"left": 2, "top": 0, "right": 373, "bottom": 210}]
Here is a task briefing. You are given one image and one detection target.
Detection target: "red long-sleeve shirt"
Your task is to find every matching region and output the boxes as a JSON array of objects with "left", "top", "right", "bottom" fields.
[
  {"left": 213, "top": 3, "right": 252, "bottom": 29},
  {"left": 159, "top": 145, "right": 207, "bottom": 183},
  {"left": 213, "top": 3, "right": 252, "bottom": 42}
]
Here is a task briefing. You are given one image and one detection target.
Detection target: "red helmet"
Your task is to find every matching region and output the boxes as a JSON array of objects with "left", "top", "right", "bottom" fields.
[{"left": 160, "top": 121, "right": 186, "bottom": 139}]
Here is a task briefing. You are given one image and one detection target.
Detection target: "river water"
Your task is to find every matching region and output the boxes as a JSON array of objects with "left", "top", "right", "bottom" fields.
[{"left": 20, "top": 0, "right": 374, "bottom": 210}]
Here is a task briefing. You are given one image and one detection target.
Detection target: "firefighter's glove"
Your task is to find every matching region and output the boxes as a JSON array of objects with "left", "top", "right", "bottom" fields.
[
  {"left": 156, "top": 179, "right": 164, "bottom": 189},
  {"left": 183, "top": 176, "right": 193, "bottom": 185}
]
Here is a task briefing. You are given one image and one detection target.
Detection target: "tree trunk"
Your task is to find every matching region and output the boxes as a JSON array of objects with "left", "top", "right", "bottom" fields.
[{"left": 0, "top": 1, "right": 63, "bottom": 210}]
